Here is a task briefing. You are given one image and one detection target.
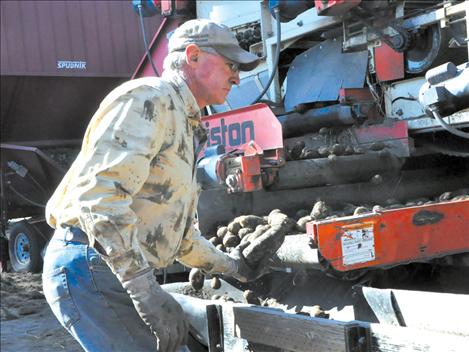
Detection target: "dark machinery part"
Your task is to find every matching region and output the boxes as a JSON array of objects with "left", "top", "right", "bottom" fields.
[
  {"left": 269, "top": 0, "right": 313, "bottom": 23},
  {"left": 405, "top": 24, "right": 466, "bottom": 74},
  {"left": 271, "top": 153, "right": 403, "bottom": 190},
  {"left": 351, "top": 6, "right": 411, "bottom": 53},
  {"left": 279, "top": 105, "right": 356, "bottom": 138},
  {"left": 419, "top": 62, "right": 469, "bottom": 139}
]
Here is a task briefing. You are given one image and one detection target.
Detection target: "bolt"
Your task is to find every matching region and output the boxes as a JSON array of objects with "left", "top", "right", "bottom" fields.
[{"left": 297, "top": 20, "right": 303, "bottom": 27}]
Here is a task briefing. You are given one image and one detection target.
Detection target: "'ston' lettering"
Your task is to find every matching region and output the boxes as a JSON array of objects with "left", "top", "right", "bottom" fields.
[{"left": 205, "top": 118, "right": 255, "bottom": 147}]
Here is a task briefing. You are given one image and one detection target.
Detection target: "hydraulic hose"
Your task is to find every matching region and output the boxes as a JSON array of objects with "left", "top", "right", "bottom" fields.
[
  {"left": 252, "top": 6, "right": 281, "bottom": 104},
  {"left": 137, "top": 4, "right": 159, "bottom": 77},
  {"left": 431, "top": 107, "right": 469, "bottom": 139}
]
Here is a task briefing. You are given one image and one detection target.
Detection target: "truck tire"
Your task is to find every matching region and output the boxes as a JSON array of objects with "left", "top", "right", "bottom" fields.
[{"left": 8, "top": 221, "right": 45, "bottom": 273}]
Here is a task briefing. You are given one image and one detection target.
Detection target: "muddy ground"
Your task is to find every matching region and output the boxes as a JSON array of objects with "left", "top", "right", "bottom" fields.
[{"left": 1, "top": 272, "right": 82, "bottom": 352}]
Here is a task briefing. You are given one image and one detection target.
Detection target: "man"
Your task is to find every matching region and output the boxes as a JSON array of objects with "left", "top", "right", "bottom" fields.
[{"left": 42, "top": 19, "right": 261, "bottom": 352}]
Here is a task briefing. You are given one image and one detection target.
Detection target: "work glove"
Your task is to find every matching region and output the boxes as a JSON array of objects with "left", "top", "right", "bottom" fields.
[
  {"left": 122, "top": 269, "right": 189, "bottom": 352},
  {"left": 227, "top": 242, "right": 270, "bottom": 282}
]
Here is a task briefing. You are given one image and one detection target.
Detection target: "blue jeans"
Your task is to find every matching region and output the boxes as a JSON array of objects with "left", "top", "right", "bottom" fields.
[{"left": 42, "top": 227, "right": 158, "bottom": 352}]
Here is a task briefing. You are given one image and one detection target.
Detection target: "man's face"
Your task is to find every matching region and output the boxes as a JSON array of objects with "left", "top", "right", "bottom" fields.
[{"left": 193, "top": 49, "right": 240, "bottom": 106}]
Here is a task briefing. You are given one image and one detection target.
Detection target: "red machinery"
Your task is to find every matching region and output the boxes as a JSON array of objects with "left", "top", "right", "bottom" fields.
[{"left": 135, "top": 0, "right": 469, "bottom": 276}]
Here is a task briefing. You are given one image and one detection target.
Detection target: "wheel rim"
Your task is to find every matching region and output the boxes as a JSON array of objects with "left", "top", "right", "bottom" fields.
[{"left": 14, "top": 232, "right": 31, "bottom": 265}]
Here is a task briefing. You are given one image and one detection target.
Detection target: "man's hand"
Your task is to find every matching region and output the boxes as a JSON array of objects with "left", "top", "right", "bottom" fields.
[
  {"left": 122, "top": 270, "right": 189, "bottom": 352},
  {"left": 227, "top": 242, "right": 269, "bottom": 282}
]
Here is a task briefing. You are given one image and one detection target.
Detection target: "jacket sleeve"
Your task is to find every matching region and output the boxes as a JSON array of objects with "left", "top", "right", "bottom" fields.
[
  {"left": 76, "top": 84, "right": 167, "bottom": 282},
  {"left": 176, "top": 220, "right": 237, "bottom": 275}
]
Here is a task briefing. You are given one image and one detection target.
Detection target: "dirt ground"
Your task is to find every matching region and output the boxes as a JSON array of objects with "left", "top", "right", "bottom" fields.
[{"left": 0, "top": 272, "right": 82, "bottom": 352}]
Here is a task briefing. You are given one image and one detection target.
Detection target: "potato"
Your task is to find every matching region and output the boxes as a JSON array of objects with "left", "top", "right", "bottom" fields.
[
  {"left": 223, "top": 234, "right": 240, "bottom": 248},
  {"left": 209, "top": 236, "right": 220, "bottom": 245},
  {"left": 295, "top": 209, "right": 309, "bottom": 220},
  {"left": 237, "top": 215, "right": 267, "bottom": 229},
  {"left": 310, "top": 200, "right": 330, "bottom": 220},
  {"left": 331, "top": 143, "right": 345, "bottom": 156},
  {"left": 216, "top": 226, "right": 228, "bottom": 239},
  {"left": 210, "top": 277, "right": 221, "bottom": 290},
  {"left": 189, "top": 268, "right": 205, "bottom": 291},
  {"left": 353, "top": 206, "right": 369, "bottom": 215},
  {"left": 296, "top": 215, "right": 312, "bottom": 232},
  {"left": 243, "top": 290, "right": 260, "bottom": 305},
  {"left": 238, "top": 227, "right": 253, "bottom": 239},
  {"left": 227, "top": 221, "right": 242, "bottom": 235}
]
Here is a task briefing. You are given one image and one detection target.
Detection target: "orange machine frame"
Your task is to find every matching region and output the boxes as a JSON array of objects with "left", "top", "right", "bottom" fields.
[{"left": 306, "top": 199, "right": 469, "bottom": 272}]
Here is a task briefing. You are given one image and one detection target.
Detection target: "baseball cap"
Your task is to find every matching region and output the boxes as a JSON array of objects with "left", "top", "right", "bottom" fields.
[{"left": 168, "top": 19, "right": 260, "bottom": 71}]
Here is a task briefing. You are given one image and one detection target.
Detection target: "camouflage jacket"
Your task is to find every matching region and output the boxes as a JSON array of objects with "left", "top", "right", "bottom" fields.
[{"left": 46, "top": 71, "right": 235, "bottom": 281}]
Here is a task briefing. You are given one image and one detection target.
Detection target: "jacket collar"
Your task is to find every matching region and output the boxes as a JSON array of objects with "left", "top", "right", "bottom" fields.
[{"left": 163, "top": 70, "right": 201, "bottom": 123}]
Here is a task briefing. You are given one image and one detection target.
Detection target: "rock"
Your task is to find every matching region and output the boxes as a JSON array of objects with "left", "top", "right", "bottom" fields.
[
  {"left": 216, "top": 243, "right": 226, "bottom": 252},
  {"left": 327, "top": 154, "right": 337, "bottom": 162}
]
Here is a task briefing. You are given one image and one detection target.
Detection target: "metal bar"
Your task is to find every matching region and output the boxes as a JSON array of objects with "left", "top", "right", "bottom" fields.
[
  {"left": 272, "top": 153, "right": 403, "bottom": 190},
  {"left": 401, "top": 2, "right": 466, "bottom": 30},
  {"left": 207, "top": 304, "right": 224, "bottom": 352}
]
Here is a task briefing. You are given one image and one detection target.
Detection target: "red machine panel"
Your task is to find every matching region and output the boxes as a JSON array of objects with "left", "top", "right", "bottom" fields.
[
  {"left": 202, "top": 104, "right": 283, "bottom": 153},
  {"left": 307, "top": 200, "right": 469, "bottom": 271},
  {"left": 374, "top": 43, "right": 405, "bottom": 82}
]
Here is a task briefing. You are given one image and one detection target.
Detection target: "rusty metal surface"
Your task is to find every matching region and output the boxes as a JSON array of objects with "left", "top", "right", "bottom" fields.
[{"left": 1, "top": 0, "right": 162, "bottom": 77}]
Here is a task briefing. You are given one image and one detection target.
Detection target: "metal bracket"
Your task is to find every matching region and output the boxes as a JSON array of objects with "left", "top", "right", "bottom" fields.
[
  {"left": 344, "top": 323, "right": 371, "bottom": 352},
  {"left": 207, "top": 304, "right": 224, "bottom": 352}
]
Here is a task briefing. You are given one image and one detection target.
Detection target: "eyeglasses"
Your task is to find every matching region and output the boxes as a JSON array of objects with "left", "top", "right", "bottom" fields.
[
  {"left": 201, "top": 47, "right": 239, "bottom": 74},
  {"left": 225, "top": 61, "right": 240, "bottom": 74}
]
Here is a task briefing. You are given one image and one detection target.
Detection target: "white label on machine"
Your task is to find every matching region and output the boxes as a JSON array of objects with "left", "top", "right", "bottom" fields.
[{"left": 341, "top": 226, "right": 375, "bottom": 266}]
